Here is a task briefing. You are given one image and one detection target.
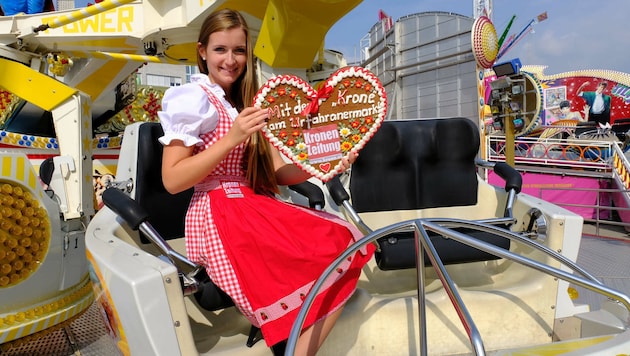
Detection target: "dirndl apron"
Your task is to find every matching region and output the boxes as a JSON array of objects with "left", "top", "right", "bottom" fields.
[{"left": 185, "top": 85, "right": 375, "bottom": 347}]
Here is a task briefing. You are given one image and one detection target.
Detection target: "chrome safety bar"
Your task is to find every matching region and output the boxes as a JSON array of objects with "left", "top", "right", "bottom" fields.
[{"left": 286, "top": 218, "right": 630, "bottom": 355}]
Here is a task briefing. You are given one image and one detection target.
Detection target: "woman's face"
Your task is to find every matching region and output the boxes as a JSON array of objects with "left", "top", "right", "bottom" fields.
[{"left": 199, "top": 27, "right": 247, "bottom": 92}]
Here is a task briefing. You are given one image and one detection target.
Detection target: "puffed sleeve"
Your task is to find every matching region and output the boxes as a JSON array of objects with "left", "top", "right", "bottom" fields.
[{"left": 157, "top": 84, "right": 218, "bottom": 147}]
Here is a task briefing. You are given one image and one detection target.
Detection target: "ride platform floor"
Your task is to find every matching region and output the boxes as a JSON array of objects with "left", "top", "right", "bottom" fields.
[
  {"left": 574, "top": 223, "right": 630, "bottom": 310},
  {"left": 2, "top": 223, "right": 630, "bottom": 355}
]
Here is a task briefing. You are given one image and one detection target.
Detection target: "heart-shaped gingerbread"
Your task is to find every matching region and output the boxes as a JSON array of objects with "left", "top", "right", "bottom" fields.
[{"left": 254, "top": 66, "right": 387, "bottom": 182}]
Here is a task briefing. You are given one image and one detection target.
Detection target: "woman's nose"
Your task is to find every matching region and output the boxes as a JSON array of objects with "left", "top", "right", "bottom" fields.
[{"left": 226, "top": 51, "right": 236, "bottom": 64}]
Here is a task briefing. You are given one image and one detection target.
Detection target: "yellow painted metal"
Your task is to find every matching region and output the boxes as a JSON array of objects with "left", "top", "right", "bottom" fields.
[
  {"left": 1, "top": 157, "right": 10, "bottom": 177},
  {"left": 162, "top": 43, "right": 198, "bottom": 65},
  {"left": 504, "top": 107, "right": 515, "bottom": 166},
  {"left": 0, "top": 276, "right": 94, "bottom": 344},
  {"left": 50, "top": 38, "right": 137, "bottom": 50},
  {"left": 65, "top": 50, "right": 176, "bottom": 64},
  {"left": 254, "top": 0, "right": 362, "bottom": 68},
  {"left": 218, "top": 0, "right": 268, "bottom": 19},
  {"left": 36, "top": 0, "right": 136, "bottom": 32},
  {"left": 16, "top": 155, "right": 25, "bottom": 183},
  {"left": 0, "top": 58, "right": 76, "bottom": 112},
  {"left": 74, "top": 60, "right": 128, "bottom": 101},
  {"left": 506, "top": 335, "right": 612, "bottom": 355}
]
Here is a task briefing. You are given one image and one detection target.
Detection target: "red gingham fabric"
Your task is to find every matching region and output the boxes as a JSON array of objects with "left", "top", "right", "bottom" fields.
[
  {"left": 184, "top": 85, "right": 375, "bottom": 347},
  {"left": 185, "top": 85, "right": 254, "bottom": 319}
]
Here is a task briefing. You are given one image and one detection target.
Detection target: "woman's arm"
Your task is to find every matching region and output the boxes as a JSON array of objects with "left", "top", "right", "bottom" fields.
[
  {"left": 162, "top": 107, "right": 269, "bottom": 194},
  {"left": 162, "top": 136, "right": 234, "bottom": 194},
  {"left": 271, "top": 146, "right": 312, "bottom": 186}
]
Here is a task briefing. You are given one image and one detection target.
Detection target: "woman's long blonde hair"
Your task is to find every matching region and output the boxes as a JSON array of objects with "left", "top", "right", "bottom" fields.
[{"left": 197, "top": 9, "right": 278, "bottom": 195}]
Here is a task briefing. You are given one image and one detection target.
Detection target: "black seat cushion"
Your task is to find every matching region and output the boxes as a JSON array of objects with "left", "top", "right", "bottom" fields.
[
  {"left": 349, "top": 118, "right": 510, "bottom": 269},
  {"left": 39, "top": 157, "right": 54, "bottom": 186},
  {"left": 351, "top": 118, "right": 479, "bottom": 212}
]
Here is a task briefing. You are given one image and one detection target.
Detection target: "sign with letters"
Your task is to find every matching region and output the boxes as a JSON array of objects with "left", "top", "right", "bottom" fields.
[{"left": 254, "top": 66, "right": 387, "bottom": 182}]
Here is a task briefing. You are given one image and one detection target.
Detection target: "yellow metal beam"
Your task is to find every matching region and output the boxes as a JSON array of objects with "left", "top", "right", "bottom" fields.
[
  {"left": 65, "top": 50, "right": 176, "bottom": 64},
  {"left": 73, "top": 59, "right": 129, "bottom": 100},
  {"left": 0, "top": 58, "right": 76, "bottom": 112},
  {"left": 218, "top": 0, "right": 268, "bottom": 19},
  {"left": 254, "top": 0, "right": 362, "bottom": 68}
]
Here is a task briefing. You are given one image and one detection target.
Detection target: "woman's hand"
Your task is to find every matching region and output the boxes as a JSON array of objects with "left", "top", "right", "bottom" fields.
[
  {"left": 226, "top": 107, "right": 268, "bottom": 145},
  {"left": 340, "top": 151, "right": 358, "bottom": 171}
]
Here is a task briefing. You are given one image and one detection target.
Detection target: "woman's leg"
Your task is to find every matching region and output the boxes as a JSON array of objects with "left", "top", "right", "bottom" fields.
[{"left": 294, "top": 307, "right": 344, "bottom": 355}]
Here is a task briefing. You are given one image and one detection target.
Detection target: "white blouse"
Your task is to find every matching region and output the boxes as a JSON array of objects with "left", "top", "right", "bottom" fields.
[{"left": 157, "top": 74, "right": 238, "bottom": 147}]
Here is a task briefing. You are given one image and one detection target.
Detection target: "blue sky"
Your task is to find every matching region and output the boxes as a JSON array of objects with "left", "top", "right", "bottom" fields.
[
  {"left": 326, "top": 0, "right": 630, "bottom": 75},
  {"left": 71, "top": 0, "right": 630, "bottom": 75}
]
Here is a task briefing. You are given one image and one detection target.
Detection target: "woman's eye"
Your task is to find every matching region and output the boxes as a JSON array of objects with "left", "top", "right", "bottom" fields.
[
  {"left": 213, "top": 47, "right": 226, "bottom": 53},
  {"left": 235, "top": 48, "right": 246, "bottom": 54}
]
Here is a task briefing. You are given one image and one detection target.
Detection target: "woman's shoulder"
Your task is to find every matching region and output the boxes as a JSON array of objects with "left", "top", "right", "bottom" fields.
[{"left": 158, "top": 76, "right": 221, "bottom": 145}]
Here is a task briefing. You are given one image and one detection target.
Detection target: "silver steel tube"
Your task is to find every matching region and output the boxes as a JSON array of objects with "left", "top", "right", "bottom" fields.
[
  {"left": 427, "top": 218, "right": 601, "bottom": 283},
  {"left": 342, "top": 200, "right": 373, "bottom": 235},
  {"left": 504, "top": 189, "right": 516, "bottom": 218},
  {"left": 415, "top": 223, "right": 485, "bottom": 355},
  {"left": 415, "top": 226, "right": 428, "bottom": 356},
  {"left": 286, "top": 218, "right": 628, "bottom": 355},
  {"left": 285, "top": 220, "right": 413, "bottom": 355},
  {"left": 138, "top": 222, "right": 198, "bottom": 271},
  {"left": 424, "top": 221, "right": 630, "bottom": 309}
]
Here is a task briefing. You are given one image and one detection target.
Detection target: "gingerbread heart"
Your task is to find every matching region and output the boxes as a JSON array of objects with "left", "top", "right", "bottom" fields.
[{"left": 254, "top": 66, "right": 387, "bottom": 182}]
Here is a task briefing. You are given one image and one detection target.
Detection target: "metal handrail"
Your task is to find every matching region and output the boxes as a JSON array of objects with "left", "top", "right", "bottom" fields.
[
  {"left": 286, "top": 218, "right": 630, "bottom": 355},
  {"left": 426, "top": 218, "right": 601, "bottom": 283},
  {"left": 415, "top": 220, "right": 484, "bottom": 355},
  {"left": 485, "top": 134, "right": 616, "bottom": 171}
]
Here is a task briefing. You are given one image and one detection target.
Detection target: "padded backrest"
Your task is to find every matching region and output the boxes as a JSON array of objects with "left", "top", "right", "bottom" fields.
[
  {"left": 348, "top": 118, "right": 509, "bottom": 269},
  {"left": 350, "top": 118, "right": 480, "bottom": 213},
  {"left": 135, "top": 122, "right": 193, "bottom": 241}
]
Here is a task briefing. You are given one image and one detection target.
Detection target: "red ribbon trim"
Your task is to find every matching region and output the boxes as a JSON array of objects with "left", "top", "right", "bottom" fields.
[{"left": 301, "top": 85, "right": 333, "bottom": 116}]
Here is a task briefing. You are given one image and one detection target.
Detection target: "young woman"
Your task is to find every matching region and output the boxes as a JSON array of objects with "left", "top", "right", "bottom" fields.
[{"left": 158, "top": 9, "right": 374, "bottom": 355}]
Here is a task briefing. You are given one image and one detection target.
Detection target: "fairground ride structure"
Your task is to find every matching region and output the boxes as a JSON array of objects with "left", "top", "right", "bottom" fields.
[{"left": 0, "top": 0, "right": 360, "bottom": 344}]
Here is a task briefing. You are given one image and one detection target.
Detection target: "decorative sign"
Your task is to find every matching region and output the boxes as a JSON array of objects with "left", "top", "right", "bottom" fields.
[
  {"left": 525, "top": 67, "right": 630, "bottom": 126},
  {"left": 471, "top": 15, "right": 498, "bottom": 69},
  {"left": 254, "top": 66, "right": 387, "bottom": 182}
]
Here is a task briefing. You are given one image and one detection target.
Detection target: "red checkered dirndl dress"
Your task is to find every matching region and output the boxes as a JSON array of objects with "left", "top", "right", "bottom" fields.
[{"left": 185, "top": 86, "right": 375, "bottom": 347}]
